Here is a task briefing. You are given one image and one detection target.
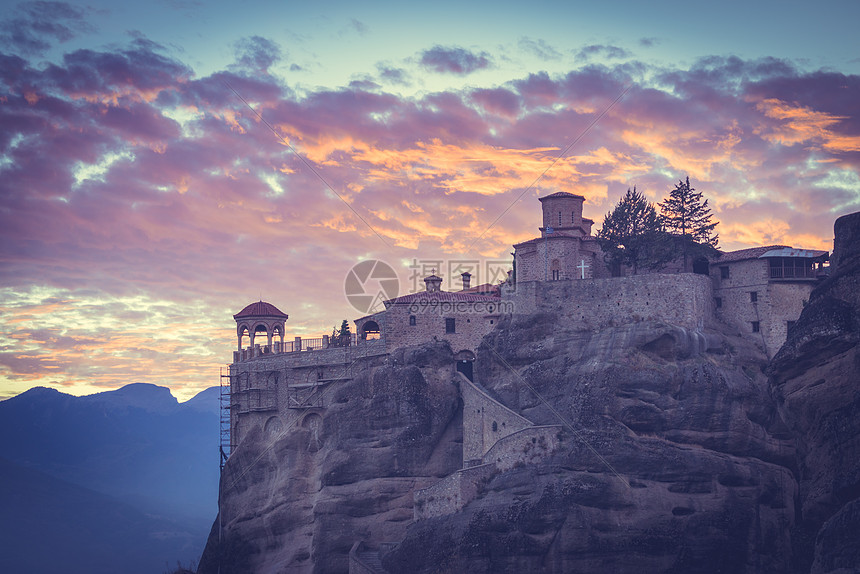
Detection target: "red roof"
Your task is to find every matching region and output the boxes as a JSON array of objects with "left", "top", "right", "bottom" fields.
[
  {"left": 459, "top": 283, "right": 501, "bottom": 295},
  {"left": 233, "top": 301, "right": 288, "bottom": 319},
  {"left": 385, "top": 290, "right": 500, "bottom": 305}
]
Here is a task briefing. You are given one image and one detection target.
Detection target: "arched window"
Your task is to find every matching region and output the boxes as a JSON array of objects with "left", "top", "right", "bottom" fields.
[{"left": 409, "top": 315, "right": 416, "bottom": 326}]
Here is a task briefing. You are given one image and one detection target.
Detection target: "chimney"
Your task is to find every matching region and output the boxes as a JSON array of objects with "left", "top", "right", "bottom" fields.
[
  {"left": 424, "top": 274, "right": 443, "bottom": 293},
  {"left": 461, "top": 271, "right": 471, "bottom": 290}
]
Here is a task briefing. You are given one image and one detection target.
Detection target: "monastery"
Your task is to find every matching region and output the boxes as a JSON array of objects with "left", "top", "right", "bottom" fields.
[{"left": 220, "top": 192, "right": 829, "bottom": 530}]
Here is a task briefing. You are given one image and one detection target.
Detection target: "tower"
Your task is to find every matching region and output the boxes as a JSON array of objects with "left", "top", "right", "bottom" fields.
[
  {"left": 539, "top": 192, "right": 594, "bottom": 237},
  {"left": 233, "top": 301, "right": 289, "bottom": 352}
]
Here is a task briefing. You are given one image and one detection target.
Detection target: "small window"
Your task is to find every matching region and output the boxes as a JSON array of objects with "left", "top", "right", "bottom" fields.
[
  {"left": 409, "top": 315, "right": 416, "bottom": 326},
  {"left": 720, "top": 266, "right": 730, "bottom": 279},
  {"left": 715, "top": 297, "right": 722, "bottom": 308},
  {"left": 552, "top": 270, "right": 560, "bottom": 280},
  {"left": 558, "top": 211, "right": 562, "bottom": 226},
  {"left": 751, "top": 321, "right": 760, "bottom": 333},
  {"left": 571, "top": 212, "right": 575, "bottom": 224},
  {"left": 750, "top": 291, "right": 758, "bottom": 303},
  {"left": 445, "top": 318, "right": 455, "bottom": 334}
]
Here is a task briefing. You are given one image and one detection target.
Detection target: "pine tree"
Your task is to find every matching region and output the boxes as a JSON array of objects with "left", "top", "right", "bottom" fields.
[
  {"left": 659, "top": 177, "right": 719, "bottom": 270},
  {"left": 338, "top": 319, "right": 352, "bottom": 347},
  {"left": 330, "top": 320, "right": 352, "bottom": 347},
  {"left": 596, "top": 187, "right": 672, "bottom": 275}
]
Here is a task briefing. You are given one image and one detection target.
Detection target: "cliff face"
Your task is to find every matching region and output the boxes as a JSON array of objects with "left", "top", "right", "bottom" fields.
[
  {"left": 384, "top": 319, "right": 797, "bottom": 573},
  {"left": 200, "top": 213, "right": 860, "bottom": 574},
  {"left": 768, "top": 211, "right": 860, "bottom": 573},
  {"left": 198, "top": 344, "right": 464, "bottom": 574}
]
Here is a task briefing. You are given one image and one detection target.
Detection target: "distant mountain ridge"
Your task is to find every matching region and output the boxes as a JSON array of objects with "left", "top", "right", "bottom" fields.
[{"left": 0, "top": 383, "right": 220, "bottom": 574}]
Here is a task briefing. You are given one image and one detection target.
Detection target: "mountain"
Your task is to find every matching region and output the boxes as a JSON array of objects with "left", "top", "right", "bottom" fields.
[
  {"left": 0, "top": 457, "right": 199, "bottom": 574},
  {"left": 0, "top": 383, "right": 221, "bottom": 572}
]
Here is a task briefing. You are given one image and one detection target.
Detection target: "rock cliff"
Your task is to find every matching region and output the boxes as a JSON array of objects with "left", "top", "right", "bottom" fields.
[
  {"left": 768, "top": 211, "right": 860, "bottom": 573},
  {"left": 199, "top": 213, "right": 860, "bottom": 574}
]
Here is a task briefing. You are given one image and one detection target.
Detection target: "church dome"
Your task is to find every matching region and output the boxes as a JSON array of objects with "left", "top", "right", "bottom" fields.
[{"left": 233, "top": 301, "right": 288, "bottom": 319}]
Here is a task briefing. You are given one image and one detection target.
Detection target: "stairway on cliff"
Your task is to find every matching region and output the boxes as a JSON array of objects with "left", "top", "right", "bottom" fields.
[{"left": 355, "top": 548, "right": 385, "bottom": 573}]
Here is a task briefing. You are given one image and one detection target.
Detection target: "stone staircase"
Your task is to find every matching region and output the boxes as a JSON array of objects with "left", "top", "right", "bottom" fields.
[{"left": 349, "top": 542, "right": 386, "bottom": 574}]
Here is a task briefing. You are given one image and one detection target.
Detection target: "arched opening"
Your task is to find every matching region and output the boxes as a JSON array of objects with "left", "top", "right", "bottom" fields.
[
  {"left": 455, "top": 350, "right": 476, "bottom": 382},
  {"left": 254, "top": 323, "right": 271, "bottom": 351},
  {"left": 551, "top": 259, "right": 560, "bottom": 281},
  {"left": 271, "top": 324, "right": 285, "bottom": 351},
  {"left": 361, "top": 320, "right": 381, "bottom": 340},
  {"left": 237, "top": 324, "right": 251, "bottom": 351},
  {"left": 264, "top": 416, "right": 283, "bottom": 438},
  {"left": 693, "top": 257, "right": 710, "bottom": 276}
]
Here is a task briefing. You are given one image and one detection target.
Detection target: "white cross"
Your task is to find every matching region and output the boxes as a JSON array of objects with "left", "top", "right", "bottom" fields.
[{"left": 577, "top": 259, "right": 589, "bottom": 279}]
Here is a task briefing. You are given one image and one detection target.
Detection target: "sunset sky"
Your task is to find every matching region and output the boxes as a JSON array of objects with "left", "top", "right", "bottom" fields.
[{"left": 1, "top": 0, "right": 859, "bottom": 400}]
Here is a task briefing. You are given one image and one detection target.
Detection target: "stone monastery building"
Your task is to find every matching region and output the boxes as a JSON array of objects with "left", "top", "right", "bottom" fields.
[{"left": 223, "top": 191, "right": 828, "bottom": 463}]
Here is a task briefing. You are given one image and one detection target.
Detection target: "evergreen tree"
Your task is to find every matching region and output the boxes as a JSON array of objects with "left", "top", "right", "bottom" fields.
[
  {"left": 338, "top": 319, "right": 352, "bottom": 347},
  {"left": 658, "top": 177, "right": 719, "bottom": 270},
  {"left": 596, "top": 187, "right": 672, "bottom": 275},
  {"left": 330, "top": 320, "right": 352, "bottom": 347}
]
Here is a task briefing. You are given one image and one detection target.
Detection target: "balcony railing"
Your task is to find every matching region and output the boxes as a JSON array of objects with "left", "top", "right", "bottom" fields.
[{"left": 233, "top": 333, "right": 384, "bottom": 363}]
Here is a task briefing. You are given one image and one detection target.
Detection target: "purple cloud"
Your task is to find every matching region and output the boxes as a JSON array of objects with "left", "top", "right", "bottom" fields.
[
  {"left": 576, "top": 44, "right": 631, "bottom": 61},
  {"left": 419, "top": 45, "right": 491, "bottom": 75},
  {"left": 0, "top": 1, "right": 94, "bottom": 55},
  {"left": 232, "top": 36, "right": 283, "bottom": 74}
]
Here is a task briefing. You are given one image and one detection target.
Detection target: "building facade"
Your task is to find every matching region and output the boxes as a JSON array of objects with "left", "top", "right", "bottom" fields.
[{"left": 710, "top": 246, "right": 829, "bottom": 358}]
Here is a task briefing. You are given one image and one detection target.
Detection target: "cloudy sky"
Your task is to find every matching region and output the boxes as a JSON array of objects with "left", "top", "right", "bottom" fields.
[{"left": 1, "top": 0, "right": 858, "bottom": 400}]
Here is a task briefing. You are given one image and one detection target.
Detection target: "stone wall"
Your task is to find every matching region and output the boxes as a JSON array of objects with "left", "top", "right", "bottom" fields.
[
  {"left": 507, "top": 273, "right": 714, "bottom": 331},
  {"left": 482, "top": 425, "right": 563, "bottom": 472},
  {"left": 228, "top": 341, "right": 389, "bottom": 446},
  {"left": 711, "top": 259, "right": 816, "bottom": 358},
  {"left": 460, "top": 375, "right": 533, "bottom": 465},
  {"left": 515, "top": 236, "right": 607, "bottom": 283},
  {"left": 412, "top": 463, "right": 497, "bottom": 521},
  {"left": 357, "top": 300, "right": 504, "bottom": 355}
]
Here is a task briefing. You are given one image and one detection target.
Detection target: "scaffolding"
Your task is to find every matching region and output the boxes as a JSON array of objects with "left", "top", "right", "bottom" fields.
[{"left": 219, "top": 366, "right": 232, "bottom": 471}]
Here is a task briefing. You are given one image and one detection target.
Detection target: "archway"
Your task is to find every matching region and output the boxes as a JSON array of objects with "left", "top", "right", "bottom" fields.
[
  {"left": 455, "top": 350, "right": 476, "bottom": 382},
  {"left": 361, "top": 320, "right": 381, "bottom": 340}
]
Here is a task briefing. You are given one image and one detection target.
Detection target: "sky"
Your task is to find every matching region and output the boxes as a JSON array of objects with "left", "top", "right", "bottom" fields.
[{"left": 1, "top": 0, "right": 859, "bottom": 401}]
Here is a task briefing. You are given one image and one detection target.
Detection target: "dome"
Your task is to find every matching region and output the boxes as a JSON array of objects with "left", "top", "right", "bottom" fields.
[{"left": 233, "top": 301, "right": 288, "bottom": 320}]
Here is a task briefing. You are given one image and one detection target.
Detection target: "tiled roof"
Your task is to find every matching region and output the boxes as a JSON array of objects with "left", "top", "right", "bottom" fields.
[
  {"left": 386, "top": 290, "right": 500, "bottom": 305},
  {"left": 712, "top": 246, "right": 791, "bottom": 263},
  {"left": 233, "top": 301, "right": 289, "bottom": 319},
  {"left": 459, "top": 283, "right": 501, "bottom": 295},
  {"left": 539, "top": 191, "right": 585, "bottom": 201}
]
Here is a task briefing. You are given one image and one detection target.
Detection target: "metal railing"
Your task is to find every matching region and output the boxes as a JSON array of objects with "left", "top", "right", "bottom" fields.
[{"left": 234, "top": 333, "right": 383, "bottom": 362}]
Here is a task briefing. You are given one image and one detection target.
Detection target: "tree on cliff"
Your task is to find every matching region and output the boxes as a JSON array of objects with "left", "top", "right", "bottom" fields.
[
  {"left": 659, "top": 177, "right": 719, "bottom": 270},
  {"left": 330, "top": 320, "right": 352, "bottom": 347},
  {"left": 596, "top": 187, "right": 673, "bottom": 275}
]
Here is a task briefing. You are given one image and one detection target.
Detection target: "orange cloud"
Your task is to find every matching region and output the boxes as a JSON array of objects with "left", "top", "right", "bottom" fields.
[{"left": 755, "top": 98, "right": 860, "bottom": 152}]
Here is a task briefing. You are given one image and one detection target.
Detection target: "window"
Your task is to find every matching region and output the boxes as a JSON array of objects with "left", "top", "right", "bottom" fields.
[
  {"left": 720, "top": 266, "right": 730, "bottom": 279},
  {"left": 445, "top": 318, "right": 455, "bottom": 333},
  {"left": 409, "top": 315, "right": 416, "bottom": 326},
  {"left": 715, "top": 297, "right": 722, "bottom": 308},
  {"left": 751, "top": 321, "right": 760, "bottom": 333},
  {"left": 571, "top": 212, "right": 575, "bottom": 224},
  {"left": 750, "top": 291, "right": 758, "bottom": 303},
  {"left": 552, "top": 270, "right": 560, "bottom": 280},
  {"left": 558, "top": 211, "right": 562, "bottom": 226}
]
